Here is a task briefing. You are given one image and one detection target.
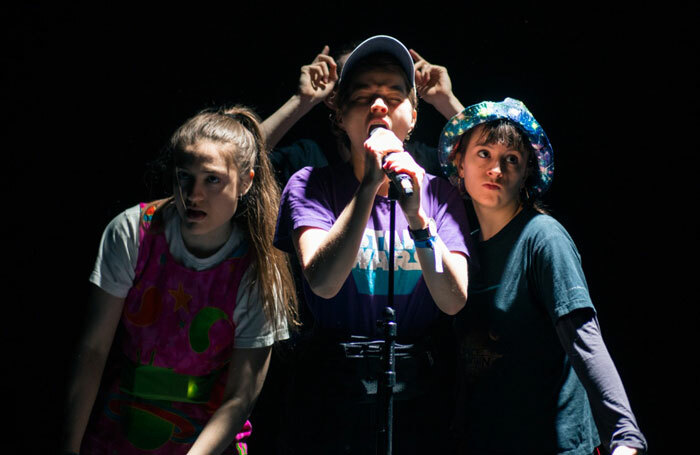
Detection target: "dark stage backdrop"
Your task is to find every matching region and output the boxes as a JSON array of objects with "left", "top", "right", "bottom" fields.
[{"left": 5, "top": 2, "right": 696, "bottom": 453}]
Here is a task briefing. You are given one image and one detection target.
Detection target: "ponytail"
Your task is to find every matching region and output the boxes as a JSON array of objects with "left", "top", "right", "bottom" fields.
[{"left": 224, "top": 107, "right": 300, "bottom": 332}]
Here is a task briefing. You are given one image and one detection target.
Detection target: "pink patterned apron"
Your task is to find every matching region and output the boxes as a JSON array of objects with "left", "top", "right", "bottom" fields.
[{"left": 82, "top": 202, "right": 253, "bottom": 454}]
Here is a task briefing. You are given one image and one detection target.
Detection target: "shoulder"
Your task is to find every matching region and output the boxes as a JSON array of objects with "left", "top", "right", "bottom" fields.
[
  {"left": 521, "top": 211, "right": 592, "bottom": 317},
  {"left": 520, "top": 211, "right": 581, "bottom": 260},
  {"left": 286, "top": 165, "right": 316, "bottom": 185},
  {"left": 523, "top": 212, "right": 575, "bottom": 244},
  {"left": 290, "top": 161, "right": 344, "bottom": 180},
  {"left": 425, "top": 172, "right": 456, "bottom": 190},
  {"left": 91, "top": 203, "right": 143, "bottom": 297},
  {"left": 284, "top": 162, "right": 350, "bottom": 196},
  {"left": 103, "top": 204, "right": 142, "bottom": 243},
  {"left": 102, "top": 200, "right": 177, "bottom": 254},
  {"left": 140, "top": 198, "right": 175, "bottom": 232},
  {"left": 281, "top": 166, "right": 316, "bottom": 201},
  {"left": 424, "top": 173, "right": 466, "bottom": 208},
  {"left": 275, "top": 164, "right": 348, "bottom": 251}
]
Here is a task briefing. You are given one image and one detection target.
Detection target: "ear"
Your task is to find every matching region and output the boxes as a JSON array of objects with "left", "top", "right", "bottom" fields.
[
  {"left": 239, "top": 169, "right": 255, "bottom": 196},
  {"left": 452, "top": 137, "right": 466, "bottom": 178},
  {"left": 409, "top": 108, "right": 417, "bottom": 132},
  {"left": 523, "top": 151, "right": 534, "bottom": 183},
  {"left": 456, "top": 152, "right": 465, "bottom": 178},
  {"left": 323, "top": 89, "right": 338, "bottom": 110},
  {"left": 325, "top": 90, "right": 346, "bottom": 132},
  {"left": 335, "top": 110, "right": 346, "bottom": 131}
]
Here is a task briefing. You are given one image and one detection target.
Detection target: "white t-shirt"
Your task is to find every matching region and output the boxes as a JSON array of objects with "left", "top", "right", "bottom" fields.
[{"left": 89, "top": 203, "right": 289, "bottom": 348}]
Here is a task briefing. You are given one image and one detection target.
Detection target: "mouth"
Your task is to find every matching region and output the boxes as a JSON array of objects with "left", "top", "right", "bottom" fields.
[
  {"left": 185, "top": 208, "right": 206, "bottom": 221},
  {"left": 483, "top": 183, "right": 501, "bottom": 191},
  {"left": 367, "top": 121, "right": 389, "bottom": 136}
]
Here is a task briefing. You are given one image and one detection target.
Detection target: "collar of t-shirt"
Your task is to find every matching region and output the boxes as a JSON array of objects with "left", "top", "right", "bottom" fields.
[{"left": 161, "top": 205, "right": 244, "bottom": 271}]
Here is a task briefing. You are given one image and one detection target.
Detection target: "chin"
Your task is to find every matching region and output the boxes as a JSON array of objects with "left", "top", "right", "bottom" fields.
[{"left": 473, "top": 198, "right": 507, "bottom": 211}]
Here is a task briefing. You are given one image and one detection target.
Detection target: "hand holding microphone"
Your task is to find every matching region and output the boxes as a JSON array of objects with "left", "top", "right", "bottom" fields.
[{"left": 366, "top": 126, "right": 414, "bottom": 197}]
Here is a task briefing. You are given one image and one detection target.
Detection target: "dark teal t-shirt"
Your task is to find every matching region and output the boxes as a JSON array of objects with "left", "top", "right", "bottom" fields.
[{"left": 455, "top": 208, "right": 600, "bottom": 454}]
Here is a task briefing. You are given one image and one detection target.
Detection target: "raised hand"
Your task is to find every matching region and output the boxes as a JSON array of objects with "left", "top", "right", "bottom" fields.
[
  {"left": 362, "top": 127, "right": 403, "bottom": 188},
  {"left": 298, "top": 45, "right": 339, "bottom": 105},
  {"left": 262, "top": 45, "right": 339, "bottom": 148},
  {"left": 383, "top": 148, "right": 426, "bottom": 219},
  {"left": 410, "top": 49, "right": 464, "bottom": 119}
]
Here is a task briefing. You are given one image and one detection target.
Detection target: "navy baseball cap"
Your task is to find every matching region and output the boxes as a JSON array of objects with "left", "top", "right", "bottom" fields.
[{"left": 338, "top": 35, "right": 415, "bottom": 90}]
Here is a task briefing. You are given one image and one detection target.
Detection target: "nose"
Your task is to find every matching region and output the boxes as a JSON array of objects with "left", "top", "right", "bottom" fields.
[
  {"left": 186, "top": 179, "right": 205, "bottom": 203},
  {"left": 370, "top": 97, "right": 388, "bottom": 114},
  {"left": 487, "top": 163, "right": 502, "bottom": 178}
]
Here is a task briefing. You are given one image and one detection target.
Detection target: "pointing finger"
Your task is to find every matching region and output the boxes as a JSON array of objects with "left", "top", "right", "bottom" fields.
[{"left": 409, "top": 48, "right": 424, "bottom": 63}]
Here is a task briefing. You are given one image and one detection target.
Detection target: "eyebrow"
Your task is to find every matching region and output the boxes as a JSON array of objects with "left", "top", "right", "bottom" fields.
[
  {"left": 474, "top": 140, "right": 524, "bottom": 154},
  {"left": 176, "top": 165, "right": 227, "bottom": 175}
]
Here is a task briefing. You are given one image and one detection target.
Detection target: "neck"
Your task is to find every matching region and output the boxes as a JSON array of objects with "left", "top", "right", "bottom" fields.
[
  {"left": 473, "top": 201, "right": 524, "bottom": 241},
  {"left": 180, "top": 221, "right": 232, "bottom": 258}
]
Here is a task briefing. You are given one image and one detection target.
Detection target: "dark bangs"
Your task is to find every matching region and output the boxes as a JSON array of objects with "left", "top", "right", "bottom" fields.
[{"left": 474, "top": 119, "right": 535, "bottom": 157}]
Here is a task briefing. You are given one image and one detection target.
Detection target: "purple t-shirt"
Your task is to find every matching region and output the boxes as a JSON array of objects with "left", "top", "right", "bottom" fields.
[{"left": 274, "top": 162, "right": 471, "bottom": 339}]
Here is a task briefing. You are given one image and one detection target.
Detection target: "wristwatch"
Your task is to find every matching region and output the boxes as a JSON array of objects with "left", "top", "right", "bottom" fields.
[{"left": 408, "top": 217, "right": 437, "bottom": 242}]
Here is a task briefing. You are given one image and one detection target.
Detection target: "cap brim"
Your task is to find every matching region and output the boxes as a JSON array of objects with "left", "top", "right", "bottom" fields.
[{"left": 339, "top": 35, "right": 415, "bottom": 89}]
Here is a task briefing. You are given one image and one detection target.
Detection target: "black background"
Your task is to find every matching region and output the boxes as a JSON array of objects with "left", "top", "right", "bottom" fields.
[{"left": 4, "top": 2, "right": 697, "bottom": 452}]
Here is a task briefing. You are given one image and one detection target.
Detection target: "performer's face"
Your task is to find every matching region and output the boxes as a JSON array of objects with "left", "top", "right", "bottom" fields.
[
  {"left": 173, "top": 140, "right": 252, "bottom": 253},
  {"left": 458, "top": 125, "right": 529, "bottom": 213},
  {"left": 337, "top": 68, "right": 416, "bottom": 153}
]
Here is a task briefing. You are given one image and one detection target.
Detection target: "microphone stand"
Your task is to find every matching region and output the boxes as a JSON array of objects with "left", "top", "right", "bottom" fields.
[{"left": 376, "top": 183, "right": 400, "bottom": 455}]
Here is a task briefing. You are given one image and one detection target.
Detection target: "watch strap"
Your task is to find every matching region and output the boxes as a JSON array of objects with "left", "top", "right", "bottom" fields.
[{"left": 408, "top": 217, "right": 436, "bottom": 241}]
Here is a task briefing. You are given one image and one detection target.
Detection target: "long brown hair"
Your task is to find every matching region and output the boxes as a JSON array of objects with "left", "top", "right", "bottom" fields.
[{"left": 168, "top": 106, "right": 299, "bottom": 331}]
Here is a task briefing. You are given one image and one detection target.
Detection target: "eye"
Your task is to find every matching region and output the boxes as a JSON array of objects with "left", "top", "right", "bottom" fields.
[
  {"left": 505, "top": 154, "right": 520, "bottom": 165},
  {"left": 206, "top": 175, "right": 221, "bottom": 184},
  {"left": 176, "top": 169, "right": 192, "bottom": 183},
  {"left": 351, "top": 95, "right": 370, "bottom": 104},
  {"left": 476, "top": 149, "right": 490, "bottom": 158}
]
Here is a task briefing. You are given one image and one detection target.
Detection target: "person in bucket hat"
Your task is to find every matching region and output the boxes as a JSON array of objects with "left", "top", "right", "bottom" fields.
[
  {"left": 438, "top": 98, "right": 647, "bottom": 454},
  {"left": 439, "top": 97, "right": 553, "bottom": 198}
]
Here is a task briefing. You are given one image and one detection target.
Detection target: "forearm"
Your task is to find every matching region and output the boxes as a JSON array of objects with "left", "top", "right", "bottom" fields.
[
  {"left": 187, "top": 396, "right": 254, "bottom": 455},
  {"left": 261, "top": 94, "right": 317, "bottom": 149},
  {"left": 414, "top": 237, "right": 468, "bottom": 315},
  {"left": 60, "top": 347, "right": 110, "bottom": 452},
  {"left": 402, "top": 207, "right": 468, "bottom": 315},
  {"left": 299, "top": 181, "right": 380, "bottom": 298},
  {"left": 61, "top": 286, "right": 124, "bottom": 451},
  {"left": 430, "top": 92, "right": 464, "bottom": 120},
  {"left": 188, "top": 347, "right": 271, "bottom": 455},
  {"left": 556, "top": 310, "right": 647, "bottom": 453}
]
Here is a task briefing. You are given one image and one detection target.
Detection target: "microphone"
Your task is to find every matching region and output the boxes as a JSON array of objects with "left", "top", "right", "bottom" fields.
[{"left": 369, "top": 126, "right": 414, "bottom": 197}]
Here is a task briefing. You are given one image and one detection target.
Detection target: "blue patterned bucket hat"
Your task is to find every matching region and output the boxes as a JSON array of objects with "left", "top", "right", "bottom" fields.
[{"left": 438, "top": 97, "right": 554, "bottom": 196}]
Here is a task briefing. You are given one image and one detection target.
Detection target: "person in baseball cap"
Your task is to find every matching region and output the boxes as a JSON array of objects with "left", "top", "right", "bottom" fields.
[{"left": 274, "top": 36, "right": 472, "bottom": 454}]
